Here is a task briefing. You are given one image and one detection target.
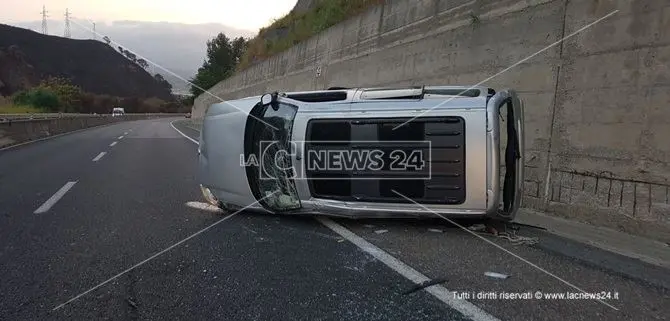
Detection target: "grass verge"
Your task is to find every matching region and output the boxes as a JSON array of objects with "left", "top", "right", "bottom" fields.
[
  {"left": 0, "top": 104, "right": 44, "bottom": 114},
  {"left": 238, "top": 0, "right": 383, "bottom": 71}
]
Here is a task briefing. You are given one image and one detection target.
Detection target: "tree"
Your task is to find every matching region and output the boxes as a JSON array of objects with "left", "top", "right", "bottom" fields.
[
  {"left": 123, "top": 50, "right": 137, "bottom": 62},
  {"left": 154, "top": 73, "right": 166, "bottom": 82},
  {"left": 154, "top": 73, "right": 172, "bottom": 91},
  {"left": 231, "top": 37, "right": 248, "bottom": 65},
  {"left": 137, "top": 58, "right": 149, "bottom": 69},
  {"left": 190, "top": 33, "right": 248, "bottom": 97}
]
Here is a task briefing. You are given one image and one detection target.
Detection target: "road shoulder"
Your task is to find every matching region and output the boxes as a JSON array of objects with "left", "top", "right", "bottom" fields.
[{"left": 515, "top": 209, "right": 670, "bottom": 269}]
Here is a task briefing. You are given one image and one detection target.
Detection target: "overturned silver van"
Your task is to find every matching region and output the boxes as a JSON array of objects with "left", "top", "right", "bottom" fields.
[{"left": 198, "top": 86, "right": 524, "bottom": 221}]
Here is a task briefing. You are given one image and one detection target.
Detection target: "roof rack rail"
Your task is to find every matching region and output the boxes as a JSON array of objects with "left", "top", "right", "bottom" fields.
[
  {"left": 359, "top": 86, "right": 425, "bottom": 100},
  {"left": 423, "top": 88, "right": 481, "bottom": 98},
  {"left": 285, "top": 90, "right": 348, "bottom": 102}
]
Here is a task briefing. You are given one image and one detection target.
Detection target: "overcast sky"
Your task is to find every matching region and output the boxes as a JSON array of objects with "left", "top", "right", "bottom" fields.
[{"left": 2, "top": 0, "right": 297, "bottom": 32}]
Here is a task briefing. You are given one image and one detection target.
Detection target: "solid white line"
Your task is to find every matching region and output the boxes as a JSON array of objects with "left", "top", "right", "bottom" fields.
[
  {"left": 109, "top": 141, "right": 117, "bottom": 147},
  {"left": 317, "top": 217, "right": 500, "bottom": 321},
  {"left": 92, "top": 152, "right": 106, "bottom": 162},
  {"left": 170, "top": 120, "right": 200, "bottom": 145},
  {"left": 34, "top": 181, "right": 77, "bottom": 214}
]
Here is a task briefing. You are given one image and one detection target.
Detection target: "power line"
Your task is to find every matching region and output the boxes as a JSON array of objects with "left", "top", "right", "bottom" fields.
[
  {"left": 40, "top": 5, "right": 48, "bottom": 35},
  {"left": 64, "top": 8, "right": 71, "bottom": 38}
]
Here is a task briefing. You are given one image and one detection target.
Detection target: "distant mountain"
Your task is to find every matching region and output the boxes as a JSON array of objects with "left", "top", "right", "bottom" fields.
[
  {"left": 0, "top": 23, "right": 172, "bottom": 99},
  {"left": 11, "top": 20, "right": 256, "bottom": 94}
]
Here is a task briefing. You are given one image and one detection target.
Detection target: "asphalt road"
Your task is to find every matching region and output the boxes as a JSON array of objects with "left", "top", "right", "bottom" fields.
[{"left": 0, "top": 118, "right": 668, "bottom": 321}]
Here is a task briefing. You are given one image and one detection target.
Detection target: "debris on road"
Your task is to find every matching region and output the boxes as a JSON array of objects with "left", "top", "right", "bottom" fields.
[
  {"left": 468, "top": 224, "right": 487, "bottom": 232},
  {"left": 428, "top": 228, "right": 444, "bottom": 233},
  {"left": 512, "top": 222, "right": 547, "bottom": 230},
  {"left": 241, "top": 225, "right": 258, "bottom": 234},
  {"left": 402, "top": 278, "right": 449, "bottom": 295},
  {"left": 484, "top": 272, "right": 510, "bottom": 279},
  {"left": 185, "top": 201, "right": 222, "bottom": 213},
  {"left": 374, "top": 229, "right": 388, "bottom": 234},
  {"left": 126, "top": 298, "right": 138, "bottom": 309},
  {"left": 468, "top": 222, "right": 539, "bottom": 246}
]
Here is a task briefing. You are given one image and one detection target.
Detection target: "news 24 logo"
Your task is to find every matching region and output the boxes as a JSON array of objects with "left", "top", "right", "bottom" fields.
[{"left": 240, "top": 140, "right": 432, "bottom": 180}]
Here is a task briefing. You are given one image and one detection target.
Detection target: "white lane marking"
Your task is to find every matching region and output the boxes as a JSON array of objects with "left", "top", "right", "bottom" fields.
[
  {"left": 318, "top": 217, "right": 500, "bottom": 321},
  {"left": 109, "top": 141, "right": 118, "bottom": 147},
  {"left": 92, "top": 152, "right": 107, "bottom": 162},
  {"left": 170, "top": 120, "right": 199, "bottom": 145},
  {"left": 124, "top": 132, "right": 128, "bottom": 135},
  {"left": 34, "top": 181, "right": 77, "bottom": 214},
  {"left": 117, "top": 136, "right": 124, "bottom": 140}
]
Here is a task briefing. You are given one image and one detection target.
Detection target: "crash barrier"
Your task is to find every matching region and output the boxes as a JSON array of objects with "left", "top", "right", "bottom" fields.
[
  {"left": 0, "top": 114, "right": 177, "bottom": 149},
  {"left": 0, "top": 113, "right": 176, "bottom": 122}
]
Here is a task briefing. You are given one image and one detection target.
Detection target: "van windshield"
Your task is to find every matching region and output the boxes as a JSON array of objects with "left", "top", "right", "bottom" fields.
[{"left": 244, "top": 101, "right": 301, "bottom": 212}]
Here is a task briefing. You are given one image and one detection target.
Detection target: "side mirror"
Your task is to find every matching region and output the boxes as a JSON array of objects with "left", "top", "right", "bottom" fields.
[
  {"left": 260, "top": 92, "right": 280, "bottom": 111},
  {"left": 260, "top": 93, "right": 273, "bottom": 106}
]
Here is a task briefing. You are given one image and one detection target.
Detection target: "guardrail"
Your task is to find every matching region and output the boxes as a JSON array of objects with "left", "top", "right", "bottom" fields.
[
  {"left": 0, "top": 113, "right": 184, "bottom": 149},
  {"left": 0, "top": 113, "right": 181, "bottom": 123}
]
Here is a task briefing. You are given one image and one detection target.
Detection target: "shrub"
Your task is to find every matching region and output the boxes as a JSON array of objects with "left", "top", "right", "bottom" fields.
[
  {"left": 11, "top": 90, "right": 31, "bottom": 106},
  {"left": 79, "top": 92, "right": 97, "bottom": 113},
  {"left": 39, "top": 77, "right": 83, "bottom": 112},
  {"left": 120, "top": 97, "right": 142, "bottom": 113},
  {"left": 29, "top": 88, "right": 60, "bottom": 111},
  {"left": 93, "top": 95, "right": 117, "bottom": 114},
  {"left": 12, "top": 87, "right": 60, "bottom": 111}
]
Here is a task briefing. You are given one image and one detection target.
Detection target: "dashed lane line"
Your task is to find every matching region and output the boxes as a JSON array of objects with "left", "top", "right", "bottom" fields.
[
  {"left": 92, "top": 152, "right": 107, "bottom": 162},
  {"left": 34, "top": 181, "right": 78, "bottom": 214}
]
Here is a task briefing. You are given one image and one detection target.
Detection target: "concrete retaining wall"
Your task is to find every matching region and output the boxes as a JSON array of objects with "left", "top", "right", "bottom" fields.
[
  {"left": 0, "top": 114, "right": 175, "bottom": 149},
  {"left": 193, "top": 0, "right": 670, "bottom": 242}
]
